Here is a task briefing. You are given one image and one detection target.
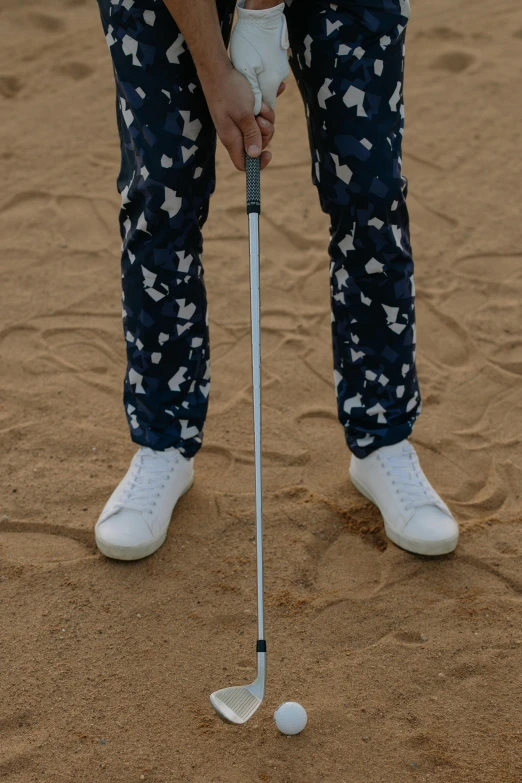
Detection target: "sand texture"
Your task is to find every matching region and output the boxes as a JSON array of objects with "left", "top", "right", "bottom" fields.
[{"left": 1, "top": 0, "right": 522, "bottom": 781}]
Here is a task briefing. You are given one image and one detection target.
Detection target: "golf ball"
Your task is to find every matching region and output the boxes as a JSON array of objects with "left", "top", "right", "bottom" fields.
[{"left": 274, "top": 702, "right": 307, "bottom": 735}]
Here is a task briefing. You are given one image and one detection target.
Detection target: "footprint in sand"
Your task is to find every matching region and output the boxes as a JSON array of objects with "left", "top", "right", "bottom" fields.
[
  {"left": 298, "top": 263, "right": 330, "bottom": 306},
  {"left": 431, "top": 51, "right": 475, "bottom": 73},
  {"left": 0, "top": 191, "right": 118, "bottom": 252},
  {"left": 0, "top": 524, "right": 94, "bottom": 565},
  {"left": 261, "top": 309, "right": 299, "bottom": 334},
  {"left": 455, "top": 253, "right": 522, "bottom": 284},
  {"left": 55, "top": 194, "right": 118, "bottom": 249},
  {"left": 414, "top": 361, "right": 448, "bottom": 406},
  {"left": 454, "top": 254, "right": 522, "bottom": 373},
  {"left": 416, "top": 295, "right": 474, "bottom": 368},
  {"left": 0, "top": 712, "right": 39, "bottom": 778},
  {"left": 295, "top": 409, "right": 340, "bottom": 460},
  {"left": 27, "top": 12, "right": 66, "bottom": 33},
  {"left": 407, "top": 190, "right": 458, "bottom": 234},
  {"left": 448, "top": 661, "right": 490, "bottom": 682},
  {"left": 53, "top": 61, "right": 94, "bottom": 81},
  {"left": 0, "top": 75, "right": 22, "bottom": 99},
  {"left": 0, "top": 319, "right": 118, "bottom": 383},
  {"left": 196, "top": 444, "right": 234, "bottom": 488},
  {"left": 417, "top": 26, "right": 465, "bottom": 41},
  {"left": 403, "top": 157, "right": 459, "bottom": 230},
  {"left": 467, "top": 301, "right": 522, "bottom": 374},
  {"left": 390, "top": 630, "right": 429, "bottom": 647},
  {"left": 39, "top": 323, "right": 118, "bottom": 376}
]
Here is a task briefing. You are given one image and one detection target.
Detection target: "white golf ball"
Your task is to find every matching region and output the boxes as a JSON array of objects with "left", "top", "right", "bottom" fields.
[{"left": 274, "top": 702, "right": 307, "bottom": 735}]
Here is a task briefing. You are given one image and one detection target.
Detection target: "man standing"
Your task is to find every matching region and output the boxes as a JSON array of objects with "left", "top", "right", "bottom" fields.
[{"left": 94, "top": 0, "right": 458, "bottom": 560}]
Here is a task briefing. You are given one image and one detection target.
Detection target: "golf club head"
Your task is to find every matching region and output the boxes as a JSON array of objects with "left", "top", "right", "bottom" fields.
[{"left": 210, "top": 684, "right": 263, "bottom": 725}]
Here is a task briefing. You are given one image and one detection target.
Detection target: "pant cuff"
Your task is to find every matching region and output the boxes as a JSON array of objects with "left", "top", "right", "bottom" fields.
[{"left": 346, "top": 420, "right": 415, "bottom": 459}]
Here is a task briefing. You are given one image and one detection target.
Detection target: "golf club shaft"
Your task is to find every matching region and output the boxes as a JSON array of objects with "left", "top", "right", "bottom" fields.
[{"left": 246, "top": 154, "right": 264, "bottom": 644}]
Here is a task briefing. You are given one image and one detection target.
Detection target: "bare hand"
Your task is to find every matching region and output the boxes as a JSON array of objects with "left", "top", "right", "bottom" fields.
[{"left": 200, "top": 65, "right": 285, "bottom": 171}]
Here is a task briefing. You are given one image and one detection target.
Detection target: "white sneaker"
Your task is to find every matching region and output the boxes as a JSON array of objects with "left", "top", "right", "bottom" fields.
[
  {"left": 95, "top": 447, "right": 194, "bottom": 561},
  {"left": 349, "top": 439, "right": 458, "bottom": 556}
]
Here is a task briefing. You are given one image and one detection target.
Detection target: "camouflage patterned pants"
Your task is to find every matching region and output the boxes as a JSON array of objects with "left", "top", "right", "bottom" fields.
[{"left": 96, "top": 0, "right": 420, "bottom": 459}]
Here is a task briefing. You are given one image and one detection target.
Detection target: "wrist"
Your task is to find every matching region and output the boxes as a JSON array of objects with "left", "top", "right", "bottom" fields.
[
  {"left": 243, "top": 0, "right": 282, "bottom": 9},
  {"left": 196, "top": 54, "right": 233, "bottom": 89}
]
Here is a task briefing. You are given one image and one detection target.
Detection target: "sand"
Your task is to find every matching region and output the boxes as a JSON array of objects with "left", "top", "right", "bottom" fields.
[{"left": 1, "top": 0, "right": 522, "bottom": 781}]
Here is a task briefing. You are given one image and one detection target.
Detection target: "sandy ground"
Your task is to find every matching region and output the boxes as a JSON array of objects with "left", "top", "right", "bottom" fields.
[{"left": 1, "top": 0, "right": 522, "bottom": 781}]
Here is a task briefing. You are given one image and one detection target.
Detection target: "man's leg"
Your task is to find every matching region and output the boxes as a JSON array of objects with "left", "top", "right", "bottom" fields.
[
  {"left": 93, "top": 0, "right": 235, "bottom": 560},
  {"left": 97, "top": 0, "right": 235, "bottom": 459},
  {"left": 285, "top": 0, "right": 459, "bottom": 555},
  {"left": 285, "top": 0, "right": 419, "bottom": 459}
]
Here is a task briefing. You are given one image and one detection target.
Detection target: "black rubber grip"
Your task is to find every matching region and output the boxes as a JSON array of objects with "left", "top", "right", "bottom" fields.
[
  {"left": 246, "top": 154, "right": 261, "bottom": 214},
  {"left": 256, "top": 640, "right": 267, "bottom": 653}
]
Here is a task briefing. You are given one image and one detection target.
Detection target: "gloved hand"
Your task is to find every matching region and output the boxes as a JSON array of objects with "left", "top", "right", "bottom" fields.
[{"left": 230, "top": 0, "right": 290, "bottom": 117}]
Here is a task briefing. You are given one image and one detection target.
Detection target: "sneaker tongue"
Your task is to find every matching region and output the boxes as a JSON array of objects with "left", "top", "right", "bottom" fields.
[
  {"left": 139, "top": 446, "right": 179, "bottom": 463},
  {"left": 379, "top": 440, "right": 411, "bottom": 457},
  {"left": 140, "top": 447, "right": 158, "bottom": 457}
]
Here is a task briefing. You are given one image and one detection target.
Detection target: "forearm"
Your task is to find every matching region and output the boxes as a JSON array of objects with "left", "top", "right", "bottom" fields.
[
  {"left": 162, "top": 0, "right": 284, "bottom": 172},
  {"left": 162, "top": 0, "right": 232, "bottom": 82},
  {"left": 162, "top": 0, "right": 283, "bottom": 78}
]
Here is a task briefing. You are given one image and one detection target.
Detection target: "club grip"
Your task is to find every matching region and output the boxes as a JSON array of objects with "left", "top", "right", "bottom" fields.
[{"left": 246, "top": 154, "right": 261, "bottom": 214}]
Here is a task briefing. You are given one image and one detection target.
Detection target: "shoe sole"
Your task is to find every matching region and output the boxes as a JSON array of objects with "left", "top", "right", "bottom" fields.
[
  {"left": 349, "top": 472, "right": 458, "bottom": 557},
  {"left": 95, "top": 475, "right": 195, "bottom": 562}
]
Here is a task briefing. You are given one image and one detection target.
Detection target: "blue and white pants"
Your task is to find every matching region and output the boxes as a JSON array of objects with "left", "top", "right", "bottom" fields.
[{"left": 96, "top": 0, "right": 421, "bottom": 459}]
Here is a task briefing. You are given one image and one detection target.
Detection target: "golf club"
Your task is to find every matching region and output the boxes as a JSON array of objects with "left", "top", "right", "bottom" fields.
[{"left": 209, "top": 153, "right": 266, "bottom": 725}]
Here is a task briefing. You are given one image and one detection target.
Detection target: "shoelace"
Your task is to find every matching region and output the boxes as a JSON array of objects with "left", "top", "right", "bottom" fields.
[
  {"left": 378, "top": 443, "right": 447, "bottom": 514},
  {"left": 114, "top": 447, "right": 179, "bottom": 516}
]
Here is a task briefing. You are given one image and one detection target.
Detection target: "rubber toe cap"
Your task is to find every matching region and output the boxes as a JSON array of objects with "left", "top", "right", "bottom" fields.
[
  {"left": 403, "top": 506, "right": 459, "bottom": 544},
  {"left": 95, "top": 510, "right": 153, "bottom": 548}
]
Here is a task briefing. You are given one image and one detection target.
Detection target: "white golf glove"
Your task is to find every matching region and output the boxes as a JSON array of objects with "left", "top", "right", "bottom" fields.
[{"left": 230, "top": 0, "right": 290, "bottom": 117}]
